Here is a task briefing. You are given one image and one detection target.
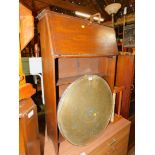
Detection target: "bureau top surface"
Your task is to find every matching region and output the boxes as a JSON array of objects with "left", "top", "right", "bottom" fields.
[{"left": 38, "top": 10, "right": 118, "bottom": 57}]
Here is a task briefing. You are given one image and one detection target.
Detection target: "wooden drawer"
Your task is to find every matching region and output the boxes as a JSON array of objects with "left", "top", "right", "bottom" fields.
[
  {"left": 44, "top": 117, "right": 130, "bottom": 155},
  {"left": 89, "top": 125, "right": 130, "bottom": 155}
]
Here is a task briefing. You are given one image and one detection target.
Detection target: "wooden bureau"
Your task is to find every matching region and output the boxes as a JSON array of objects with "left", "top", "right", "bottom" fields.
[
  {"left": 38, "top": 9, "right": 118, "bottom": 154},
  {"left": 44, "top": 116, "right": 131, "bottom": 155}
]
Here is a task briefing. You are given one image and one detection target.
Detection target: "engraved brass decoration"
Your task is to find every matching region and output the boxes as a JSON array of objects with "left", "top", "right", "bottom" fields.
[{"left": 58, "top": 75, "right": 113, "bottom": 145}]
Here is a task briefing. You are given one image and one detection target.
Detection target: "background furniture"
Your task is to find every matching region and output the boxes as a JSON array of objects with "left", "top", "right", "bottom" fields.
[
  {"left": 19, "top": 98, "right": 41, "bottom": 155},
  {"left": 19, "top": 3, "right": 41, "bottom": 155},
  {"left": 115, "top": 54, "right": 135, "bottom": 148},
  {"left": 115, "top": 54, "right": 135, "bottom": 119},
  {"left": 38, "top": 9, "right": 118, "bottom": 154},
  {"left": 115, "top": 23, "right": 135, "bottom": 52}
]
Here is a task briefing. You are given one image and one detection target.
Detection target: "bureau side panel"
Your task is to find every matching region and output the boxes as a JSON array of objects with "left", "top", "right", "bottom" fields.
[{"left": 38, "top": 14, "right": 58, "bottom": 154}]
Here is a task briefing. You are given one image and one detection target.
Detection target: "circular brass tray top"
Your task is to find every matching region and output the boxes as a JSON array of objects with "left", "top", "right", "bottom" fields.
[{"left": 57, "top": 75, "right": 113, "bottom": 146}]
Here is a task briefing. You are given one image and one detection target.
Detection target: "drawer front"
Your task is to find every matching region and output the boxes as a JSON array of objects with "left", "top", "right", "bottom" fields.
[{"left": 89, "top": 125, "right": 130, "bottom": 155}]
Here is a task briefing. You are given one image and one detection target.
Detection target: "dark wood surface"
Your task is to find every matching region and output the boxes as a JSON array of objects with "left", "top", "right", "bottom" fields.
[
  {"left": 20, "top": 0, "right": 135, "bottom": 23},
  {"left": 19, "top": 2, "right": 34, "bottom": 51},
  {"left": 38, "top": 9, "right": 118, "bottom": 154},
  {"left": 128, "top": 115, "right": 135, "bottom": 149},
  {"left": 19, "top": 98, "right": 41, "bottom": 155},
  {"left": 38, "top": 10, "right": 118, "bottom": 57},
  {"left": 115, "top": 54, "right": 135, "bottom": 118},
  {"left": 38, "top": 14, "right": 58, "bottom": 155},
  {"left": 104, "top": 56, "right": 116, "bottom": 91},
  {"left": 89, "top": 121, "right": 130, "bottom": 155},
  {"left": 57, "top": 73, "right": 106, "bottom": 86},
  {"left": 20, "top": 0, "right": 101, "bottom": 15}
]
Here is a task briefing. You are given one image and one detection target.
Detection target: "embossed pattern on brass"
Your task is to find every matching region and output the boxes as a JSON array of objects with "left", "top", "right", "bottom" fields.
[{"left": 58, "top": 75, "right": 113, "bottom": 145}]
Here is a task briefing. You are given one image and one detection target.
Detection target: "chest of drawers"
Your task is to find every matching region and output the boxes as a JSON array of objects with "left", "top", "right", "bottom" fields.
[{"left": 44, "top": 116, "right": 130, "bottom": 155}]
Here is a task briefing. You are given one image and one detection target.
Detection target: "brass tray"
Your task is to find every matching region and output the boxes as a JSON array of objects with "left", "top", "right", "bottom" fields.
[{"left": 57, "top": 75, "right": 113, "bottom": 145}]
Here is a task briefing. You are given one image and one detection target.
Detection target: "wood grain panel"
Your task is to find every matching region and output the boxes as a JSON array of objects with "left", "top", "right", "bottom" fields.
[
  {"left": 49, "top": 12, "right": 117, "bottom": 56},
  {"left": 19, "top": 98, "right": 41, "bottom": 155},
  {"left": 106, "top": 56, "right": 117, "bottom": 91},
  {"left": 19, "top": 2, "right": 34, "bottom": 51},
  {"left": 99, "top": 56, "right": 116, "bottom": 90},
  {"left": 58, "top": 58, "right": 79, "bottom": 78},
  {"left": 115, "top": 55, "right": 135, "bottom": 118},
  {"left": 38, "top": 14, "right": 58, "bottom": 154},
  {"left": 38, "top": 10, "right": 118, "bottom": 57},
  {"left": 89, "top": 125, "right": 130, "bottom": 155},
  {"left": 58, "top": 85, "right": 69, "bottom": 97},
  {"left": 58, "top": 58, "right": 100, "bottom": 78}
]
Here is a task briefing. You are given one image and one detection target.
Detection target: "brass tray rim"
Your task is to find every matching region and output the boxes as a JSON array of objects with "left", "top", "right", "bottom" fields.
[{"left": 57, "top": 74, "right": 113, "bottom": 146}]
